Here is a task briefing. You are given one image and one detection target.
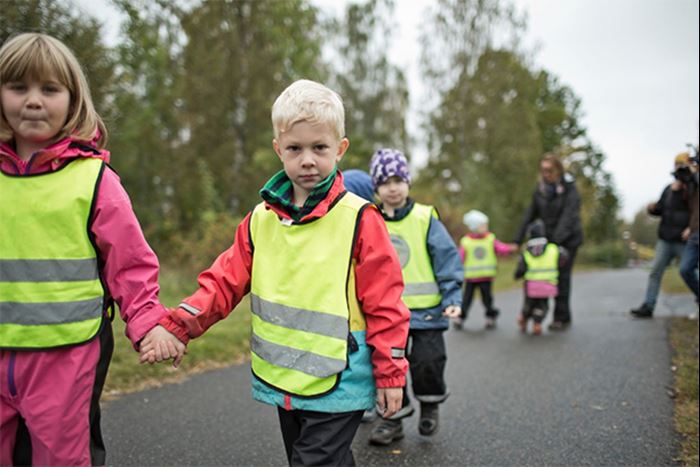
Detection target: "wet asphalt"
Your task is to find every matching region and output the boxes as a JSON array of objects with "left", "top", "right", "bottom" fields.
[{"left": 102, "top": 268, "right": 696, "bottom": 466}]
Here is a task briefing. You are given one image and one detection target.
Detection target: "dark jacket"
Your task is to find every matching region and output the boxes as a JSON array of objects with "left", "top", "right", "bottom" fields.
[
  {"left": 649, "top": 184, "right": 691, "bottom": 242},
  {"left": 514, "top": 175, "right": 584, "bottom": 250}
]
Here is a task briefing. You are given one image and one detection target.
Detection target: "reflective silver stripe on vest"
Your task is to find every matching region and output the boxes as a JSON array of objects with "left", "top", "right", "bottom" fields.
[
  {"left": 0, "top": 297, "right": 103, "bottom": 325},
  {"left": 179, "top": 303, "right": 200, "bottom": 316},
  {"left": 528, "top": 268, "right": 557, "bottom": 273},
  {"left": 250, "top": 333, "right": 346, "bottom": 378},
  {"left": 0, "top": 259, "right": 98, "bottom": 282},
  {"left": 403, "top": 282, "right": 440, "bottom": 296},
  {"left": 251, "top": 295, "right": 348, "bottom": 340},
  {"left": 465, "top": 265, "right": 496, "bottom": 272}
]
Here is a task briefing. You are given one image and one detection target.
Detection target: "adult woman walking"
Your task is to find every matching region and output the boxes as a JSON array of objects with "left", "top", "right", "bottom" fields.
[{"left": 513, "top": 153, "right": 583, "bottom": 331}]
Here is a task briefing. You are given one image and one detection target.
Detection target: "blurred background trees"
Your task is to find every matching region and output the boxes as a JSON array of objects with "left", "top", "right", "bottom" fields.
[{"left": 1, "top": 0, "right": 630, "bottom": 269}]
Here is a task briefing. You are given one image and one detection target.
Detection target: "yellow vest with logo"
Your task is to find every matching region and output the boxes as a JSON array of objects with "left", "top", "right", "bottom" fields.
[
  {"left": 0, "top": 158, "right": 106, "bottom": 349},
  {"left": 248, "top": 192, "right": 368, "bottom": 397},
  {"left": 524, "top": 243, "right": 560, "bottom": 285},
  {"left": 460, "top": 233, "right": 497, "bottom": 279},
  {"left": 385, "top": 203, "right": 441, "bottom": 309}
]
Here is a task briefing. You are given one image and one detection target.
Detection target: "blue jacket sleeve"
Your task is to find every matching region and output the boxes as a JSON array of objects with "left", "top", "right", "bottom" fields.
[{"left": 427, "top": 216, "right": 464, "bottom": 308}]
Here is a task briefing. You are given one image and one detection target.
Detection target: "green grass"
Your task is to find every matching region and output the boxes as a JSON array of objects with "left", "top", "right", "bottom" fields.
[
  {"left": 668, "top": 317, "right": 699, "bottom": 466},
  {"left": 661, "top": 266, "right": 691, "bottom": 294},
  {"left": 103, "top": 268, "right": 251, "bottom": 397}
]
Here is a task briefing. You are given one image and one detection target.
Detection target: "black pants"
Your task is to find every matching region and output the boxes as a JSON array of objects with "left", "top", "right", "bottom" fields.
[
  {"left": 522, "top": 297, "right": 549, "bottom": 324},
  {"left": 277, "top": 408, "right": 363, "bottom": 466},
  {"left": 400, "top": 329, "right": 448, "bottom": 409},
  {"left": 13, "top": 321, "right": 114, "bottom": 466},
  {"left": 553, "top": 247, "right": 577, "bottom": 323},
  {"left": 461, "top": 281, "right": 498, "bottom": 319}
]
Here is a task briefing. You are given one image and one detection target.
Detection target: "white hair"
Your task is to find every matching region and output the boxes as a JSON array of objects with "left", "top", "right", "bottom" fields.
[
  {"left": 463, "top": 210, "right": 489, "bottom": 231},
  {"left": 271, "top": 79, "right": 345, "bottom": 140}
]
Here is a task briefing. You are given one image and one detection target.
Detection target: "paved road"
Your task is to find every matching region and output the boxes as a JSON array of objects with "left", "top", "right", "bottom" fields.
[{"left": 103, "top": 268, "right": 696, "bottom": 466}]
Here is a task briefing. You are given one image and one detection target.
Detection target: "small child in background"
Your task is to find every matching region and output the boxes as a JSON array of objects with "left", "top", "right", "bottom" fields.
[
  {"left": 343, "top": 168, "right": 375, "bottom": 202},
  {"left": 514, "top": 220, "right": 569, "bottom": 335},
  {"left": 456, "top": 210, "right": 518, "bottom": 329},
  {"left": 367, "top": 148, "right": 463, "bottom": 446}
]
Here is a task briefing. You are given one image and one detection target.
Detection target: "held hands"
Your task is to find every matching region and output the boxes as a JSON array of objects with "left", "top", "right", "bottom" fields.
[
  {"left": 139, "top": 325, "right": 187, "bottom": 368},
  {"left": 442, "top": 305, "right": 461, "bottom": 318},
  {"left": 376, "top": 387, "right": 403, "bottom": 418}
]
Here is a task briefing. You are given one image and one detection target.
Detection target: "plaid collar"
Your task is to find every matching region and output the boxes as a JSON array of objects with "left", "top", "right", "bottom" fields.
[{"left": 259, "top": 167, "right": 338, "bottom": 221}]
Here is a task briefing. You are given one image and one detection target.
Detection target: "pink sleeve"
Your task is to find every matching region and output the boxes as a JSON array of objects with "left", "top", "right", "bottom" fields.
[
  {"left": 458, "top": 241, "right": 466, "bottom": 263},
  {"left": 494, "top": 238, "right": 517, "bottom": 256},
  {"left": 91, "top": 167, "right": 168, "bottom": 348},
  {"left": 353, "top": 206, "right": 410, "bottom": 388}
]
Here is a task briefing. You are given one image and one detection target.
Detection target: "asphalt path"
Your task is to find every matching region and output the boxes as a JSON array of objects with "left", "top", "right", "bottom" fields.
[{"left": 103, "top": 268, "right": 696, "bottom": 466}]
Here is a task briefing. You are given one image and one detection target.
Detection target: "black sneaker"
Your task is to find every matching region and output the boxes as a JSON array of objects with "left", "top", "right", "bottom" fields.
[
  {"left": 630, "top": 303, "right": 654, "bottom": 318},
  {"left": 369, "top": 419, "right": 403, "bottom": 446},
  {"left": 418, "top": 403, "right": 439, "bottom": 436}
]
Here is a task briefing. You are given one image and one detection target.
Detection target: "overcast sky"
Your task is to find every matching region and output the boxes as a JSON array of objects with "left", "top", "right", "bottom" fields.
[{"left": 76, "top": 0, "right": 699, "bottom": 221}]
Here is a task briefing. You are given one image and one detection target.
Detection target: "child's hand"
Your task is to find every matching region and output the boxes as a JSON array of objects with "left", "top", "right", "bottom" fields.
[
  {"left": 139, "top": 325, "right": 187, "bottom": 368},
  {"left": 376, "top": 387, "right": 403, "bottom": 418},
  {"left": 442, "top": 305, "right": 461, "bottom": 318},
  {"left": 507, "top": 243, "right": 520, "bottom": 253}
]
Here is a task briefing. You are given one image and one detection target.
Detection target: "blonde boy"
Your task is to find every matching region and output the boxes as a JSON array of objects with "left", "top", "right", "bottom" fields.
[{"left": 142, "top": 80, "right": 409, "bottom": 466}]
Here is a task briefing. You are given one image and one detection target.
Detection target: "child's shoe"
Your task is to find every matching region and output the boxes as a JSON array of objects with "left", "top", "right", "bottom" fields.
[
  {"left": 517, "top": 313, "right": 527, "bottom": 333},
  {"left": 368, "top": 419, "right": 404, "bottom": 446},
  {"left": 484, "top": 317, "right": 497, "bottom": 329},
  {"left": 532, "top": 322, "right": 542, "bottom": 336},
  {"left": 418, "top": 403, "right": 439, "bottom": 436}
]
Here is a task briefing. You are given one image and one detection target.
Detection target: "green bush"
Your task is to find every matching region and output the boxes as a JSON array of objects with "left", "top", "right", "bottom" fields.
[{"left": 577, "top": 241, "right": 628, "bottom": 268}]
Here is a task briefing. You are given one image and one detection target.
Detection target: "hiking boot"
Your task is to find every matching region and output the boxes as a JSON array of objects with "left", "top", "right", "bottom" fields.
[
  {"left": 484, "top": 317, "right": 497, "bottom": 329},
  {"left": 532, "top": 322, "right": 542, "bottom": 336},
  {"left": 548, "top": 320, "right": 571, "bottom": 331},
  {"left": 368, "top": 419, "right": 403, "bottom": 446},
  {"left": 361, "top": 408, "right": 377, "bottom": 423},
  {"left": 418, "top": 403, "right": 439, "bottom": 436},
  {"left": 630, "top": 303, "right": 654, "bottom": 318},
  {"left": 517, "top": 314, "right": 527, "bottom": 333}
]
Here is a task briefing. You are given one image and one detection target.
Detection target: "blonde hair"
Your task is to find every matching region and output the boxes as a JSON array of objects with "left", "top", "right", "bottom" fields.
[
  {"left": 0, "top": 33, "right": 107, "bottom": 147},
  {"left": 271, "top": 79, "right": 345, "bottom": 140}
]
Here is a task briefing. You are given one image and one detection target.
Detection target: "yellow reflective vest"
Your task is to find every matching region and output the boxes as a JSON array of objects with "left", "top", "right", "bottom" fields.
[
  {"left": 385, "top": 203, "right": 441, "bottom": 309},
  {"left": 0, "top": 158, "right": 106, "bottom": 349},
  {"left": 460, "top": 233, "right": 497, "bottom": 279},
  {"left": 248, "top": 192, "right": 368, "bottom": 397},
  {"left": 524, "top": 243, "right": 560, "bottom": 285}
]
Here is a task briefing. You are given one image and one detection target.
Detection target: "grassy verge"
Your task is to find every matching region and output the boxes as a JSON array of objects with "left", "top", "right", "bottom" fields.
[
  {"left": 668, "top": 317, "right": 699, "bottom": 466},
  {"left": 661, "top": 266, "right": 691, "bottom": 294},
  {"left": 103, "top": 268, "right": 251, "bottom": 398}
]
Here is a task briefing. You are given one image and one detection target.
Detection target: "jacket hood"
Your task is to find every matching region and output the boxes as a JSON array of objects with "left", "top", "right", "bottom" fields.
[
  {"left": 526, "top": 237, "right": 548, "bottom": 256},
  {"left": 0, "top": 134, "right": 109, "bottom": 175}
]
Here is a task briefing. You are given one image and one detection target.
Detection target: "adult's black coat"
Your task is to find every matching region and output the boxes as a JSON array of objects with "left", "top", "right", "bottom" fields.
[
  {"left": 514, "top": 175, "right": 584, "bottom": 250},
  {"left": 649, "top": 184, "right": 691, "bottom": 243}
]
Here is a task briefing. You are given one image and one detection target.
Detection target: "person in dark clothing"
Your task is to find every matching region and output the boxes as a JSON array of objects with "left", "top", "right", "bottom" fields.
[
  {"left": 513, "top": 153, "right": 583, "bottom": 331},
  {"left": 677, "top": 152, "right": 699, "bottom": 305},
  {"left": 630, "top": 153, "right": 693, "bottom": 318}
]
